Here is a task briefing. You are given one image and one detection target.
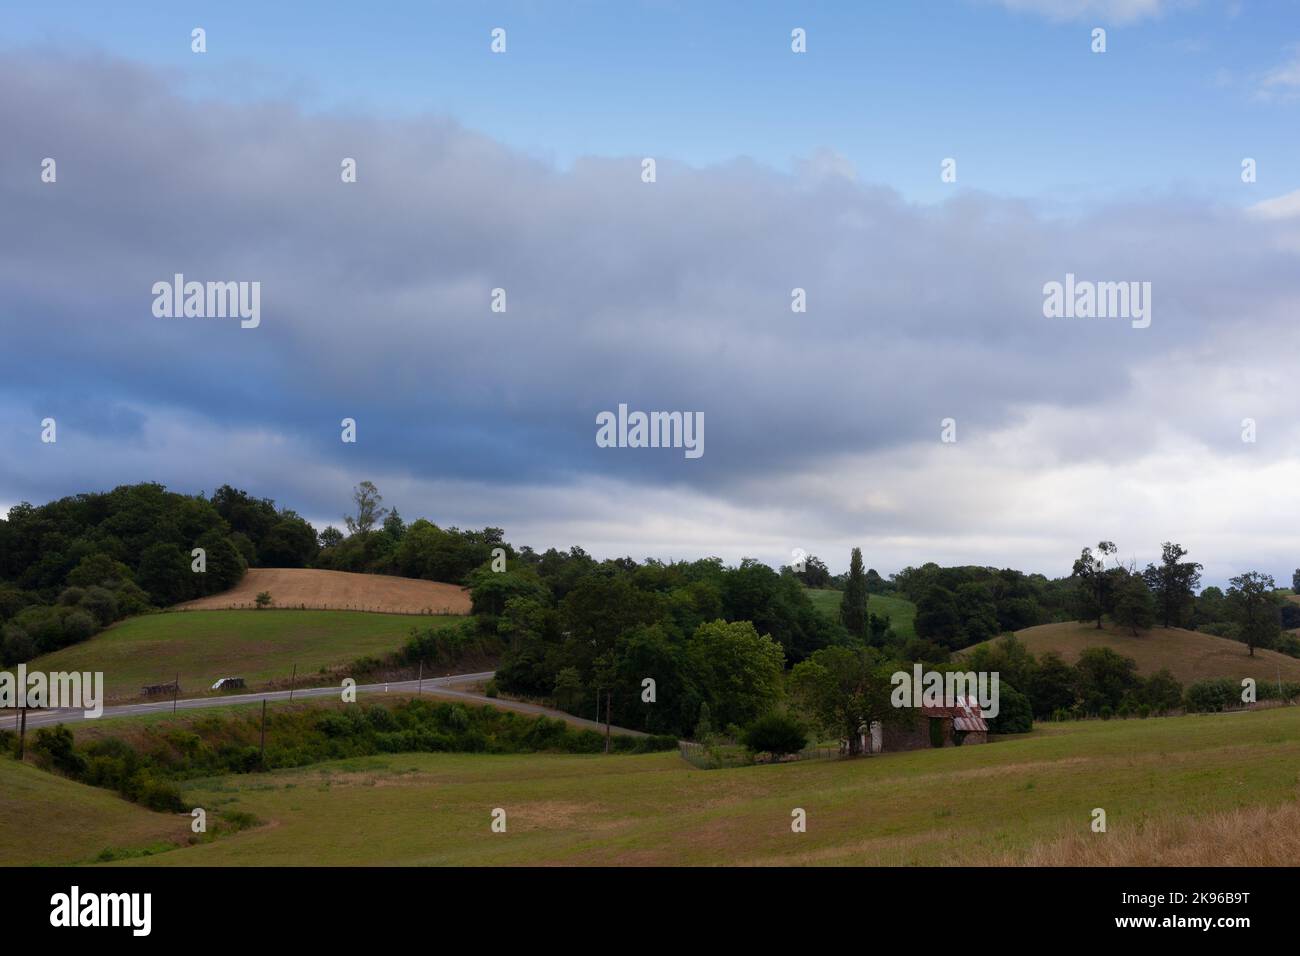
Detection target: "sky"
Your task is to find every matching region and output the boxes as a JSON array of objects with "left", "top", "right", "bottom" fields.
[{"left": 2, "top": 0, "right": 1300, "bottom": 586}]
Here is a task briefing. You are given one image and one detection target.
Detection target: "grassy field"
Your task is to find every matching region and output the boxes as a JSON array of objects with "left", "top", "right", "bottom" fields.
[
  {"left": 80, "top": 703, "right": 1297, "bottom": 866},
  {"left": 28, "top": 610, "right": 461, "bottom": 702},
  {"left": 805, "top": 588, "right": 917, "bottom": 641},
  {"left": 965, "top": 621, "right": 1300, "bottom": 685},
  {"left": 0, "top": 757, "right": 189, "bottom": 866}
]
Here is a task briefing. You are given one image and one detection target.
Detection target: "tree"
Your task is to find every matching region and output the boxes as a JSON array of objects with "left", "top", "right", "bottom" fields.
[
  {"left": 839, "top": 547, "right": 869, "bottom": 639},
  {"left": 914, "top": 585, "right": 963, "bottom": 648},
  {"left": 136, "top": 542, "right": 191, "bottom": 606},
  {"left": 955, "top": 581, "right": 1000, "bottom": 645},
  {"left": 1141, "top": 542, "right": 1202, "bottom": 628},
  {"left": 382, "top": 509, "right": 406, "bottom": 541},
  {"left": 1194, "top": 585, "right": 1227, "bottom": 628},
  {"left": 1071, "top": 541, "right": 1118, "bottom": 628},
  {"left": 318, "top": 526, "right": 344, "bottom": 549},
  {"left": 1226, "top": 571, "right": 1279, "bottom": 657},
  {"left": 1294, "top": 568, "right": 1300, "bottom": 593},
  {"left": 684, "top": 620, "right": 785, "bottom": 730},
  {"left": 1073, "top": 646, "right": 1139, "bottom": 714},
  {"left": 259, "top": 517, "right": 319, "bottom": 568},
  {"left": 1026, "top": 651, "right": 1077, "bottom": 718},
  {"left": 193, "top": 529, "right": 247, "bottom": 594},
  {"left": 344, "top": 481, "right": 388, "bottom": 537},
  {"left": 1112, "top": 570, "right": 1156, "bottom": 636},
  {"left": 788, "top": 645, "right": 895, "bottom": 756},
  {"left": 552, "top": 666, "right": 584, "bottom": 713},
  {"left": 987, "top": 682, "right": 1033, "bottom": 734},
  {"left": 741, "top": 712, "right": 808, "bottom": 759},
  {"left": 792, "top": 554, "right": 832, "bottom": 589}
]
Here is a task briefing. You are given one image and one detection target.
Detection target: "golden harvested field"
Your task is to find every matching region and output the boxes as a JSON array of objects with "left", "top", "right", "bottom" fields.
[{"left": 177, "top": 568, "right": 470, "bottom": 615}]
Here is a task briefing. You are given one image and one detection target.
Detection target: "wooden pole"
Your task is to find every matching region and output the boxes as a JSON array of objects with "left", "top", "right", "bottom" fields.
[
  {"left": 17, "top": 707, "right": 27, "bottom": 760},
  {"left": 172, "top": 673, "right": 179, "bottom": 714},
  {"left": 604, "top": 690, "right": 611, "bottom": 754},
  {"left": 289, "top": 664, "right": 297, "bottom": 702},
  {"left": 417, "top": 660, "right": 423, "bottom": 696},
  {"left": 259, "top": 699, "right": 267, "bottom": 762}
]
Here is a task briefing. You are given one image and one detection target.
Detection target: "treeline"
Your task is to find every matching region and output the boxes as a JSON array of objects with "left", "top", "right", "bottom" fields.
[
  {"left": 0, "top": 484, "right": 302, "bottom": 664},
  {"left": 0, "top": 481, "right": 506, "bottom": 666},
  {"left": 966, "top": 634, "right": 1300, "bottom": 720},
  {"left": 484, "top": 552, "right": 849, "bottom": 737},
  {"left": 856, "top": 540, "right": 1298, "bottom": 660}
]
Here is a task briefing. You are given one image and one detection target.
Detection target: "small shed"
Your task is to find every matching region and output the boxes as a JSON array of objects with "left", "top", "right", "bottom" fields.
[{"left": 860, "top": 696, "right": 990, "bottom": 754}]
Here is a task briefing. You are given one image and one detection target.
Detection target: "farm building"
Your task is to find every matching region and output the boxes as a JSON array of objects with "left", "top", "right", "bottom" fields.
[{"left": 856, "top": 696, "right": 989, "bottom": 754}]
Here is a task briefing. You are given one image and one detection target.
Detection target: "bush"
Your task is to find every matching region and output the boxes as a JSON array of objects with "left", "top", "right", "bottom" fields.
[
  {"left": 987, "top": 682, "right": 1033, "bottom": 734},
  {"left": 484, "top": 679, "right": 499, "bottom": 698},
  {"left": 1185, "top": 677, "right": 1237, "bottom": 713},
  {"left": 31, "top": 726, "right": 87, "bottom": 777},
  {"left": 740, "top": 711, "right": 807, "bottom": 758}
]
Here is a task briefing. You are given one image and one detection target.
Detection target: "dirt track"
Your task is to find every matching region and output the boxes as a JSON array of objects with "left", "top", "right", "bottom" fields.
[{"left": 176, "top": 568, "right": 471, "bottom": 615}]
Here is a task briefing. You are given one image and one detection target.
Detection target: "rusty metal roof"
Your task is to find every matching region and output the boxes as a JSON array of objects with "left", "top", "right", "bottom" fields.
[{"left": 920, "top": 695, "right": 989, "bottom": 732}]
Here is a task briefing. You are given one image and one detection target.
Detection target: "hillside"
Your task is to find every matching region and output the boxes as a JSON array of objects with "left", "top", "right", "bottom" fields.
[
  {"left": 0, "top": 757, "right": 188, "bottom": 865},
  {"left": 29, "top": 609, "right": 462, "bottom": 702},
  {"left": 805, "top": 588, "right": 917, "bottom": 641},
  {"left": 108, "top": 705, "right": 1300, "bottom": 866},
  {"left": 176, "top": 568, "right": 471, "bottom": 615},
  {"left": 965, "top": 621, "right": 1300, "bottom": 686}
]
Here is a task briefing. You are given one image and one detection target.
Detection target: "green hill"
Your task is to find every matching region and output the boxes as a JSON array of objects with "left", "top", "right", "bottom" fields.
[
  {"left": 0, "top": 757, "right": 187, "bottom": 865},
  {"left": 804, "top": 588, "right": 917, "bottom": 641},
  {"left": 964, "top": 621, "right": 1300, "bottom": 686},
  {"left": 28, "top": 609, "right": 460, "bottom": 702},
  {"left": 109, "top": 705, "right": 1300, "bottom": 866}
]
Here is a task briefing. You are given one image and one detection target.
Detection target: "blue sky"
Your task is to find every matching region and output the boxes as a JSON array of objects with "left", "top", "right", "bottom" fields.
[
  {"left": 6, "top": 0, "right": 1300, "bottom": 203},
  {"left": 3, "top": 0, "right": 1300, "bottom": 586}
]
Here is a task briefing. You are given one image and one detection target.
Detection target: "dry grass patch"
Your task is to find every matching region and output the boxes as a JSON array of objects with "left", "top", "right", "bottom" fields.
[{"left": 177, "top": 567, "right": 470, "bottom": 615}]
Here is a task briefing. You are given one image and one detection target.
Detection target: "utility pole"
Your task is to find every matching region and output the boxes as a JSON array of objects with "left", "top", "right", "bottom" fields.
[
  {"left": 259, "top": 699, "right": 267, "bottom": 763},
  {"left": 604, "top": 690, "right": 611, "bottom": 754},
  {"left": 17, "top": 707, "right": 26, "bottom": 761},
  {"left": 289, "top": 664, "right": 297, "bottom": 702},
  {"left": 417, "top": 660, "right": 423, "bottom": 696},
  {"left": 172, "top": 673, "right": 179, "bottom": 715}
]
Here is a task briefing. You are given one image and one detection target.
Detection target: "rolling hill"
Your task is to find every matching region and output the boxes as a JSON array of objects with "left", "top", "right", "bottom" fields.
[
  {"left": 110, "top": 705, "right": 1300, "bottom": 866},
  {"left": 28, "top": 609, "right": 463, "bottom": 702},
  {"left": 965, "top": 621, "right": 1300, "bottom": 686},
  {"left": 0, "top": 757, "right": 188, "bottom": 865},
  {"left": 177, "top": 567, "right": 471, "bottom": 615},
  {"left": 805, "top": 588, "right": 917, "bottom": 641}
]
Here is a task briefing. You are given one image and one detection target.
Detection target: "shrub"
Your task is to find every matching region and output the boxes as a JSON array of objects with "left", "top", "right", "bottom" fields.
[
  {"left": 1185, "top": 677, "right": 1237, "bottom": 713},
  {"left": 988, "top": 682, "right": 1033, "bottom": 734},
  {"left": 31, "top": 726, "right": 87, "bottom": 777},
  {"left": 255, "top": 591, "right": 273, "bottom": 609},
  {"left": 740, "top": 711, "right": 808, "bottom": 758},
  {"left": 484, "top": 679, "right": 499, "bottom": 698}
]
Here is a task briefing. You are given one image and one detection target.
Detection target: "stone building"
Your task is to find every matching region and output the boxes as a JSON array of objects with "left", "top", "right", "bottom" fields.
[{"left": 857, "top": 696, "right": 989, "bottom": 754}]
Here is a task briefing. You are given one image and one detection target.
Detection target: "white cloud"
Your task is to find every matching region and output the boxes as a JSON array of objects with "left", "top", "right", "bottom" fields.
[
  {"left": 989, "top": 0, "right": 1168, "bottom": 23},
  {"left": 1258, "top": 46, "right": 1300, "bottom": 100}
]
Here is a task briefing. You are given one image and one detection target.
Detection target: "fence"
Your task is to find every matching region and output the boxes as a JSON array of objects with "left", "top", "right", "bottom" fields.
[{"left": 678, "top": 740, "right": 839, "bottom": 770}]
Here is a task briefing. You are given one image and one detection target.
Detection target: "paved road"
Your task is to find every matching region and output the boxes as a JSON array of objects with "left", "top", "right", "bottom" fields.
[{"left": 14, "top": 670, "right": 647, "bottom": 737}]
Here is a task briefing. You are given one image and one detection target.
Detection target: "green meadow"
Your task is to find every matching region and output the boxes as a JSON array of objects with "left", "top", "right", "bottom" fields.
[
  {"left": 27, "top": 610, "right": 459, "bottom": 701},
  {"left": 805, "top": 588, "right": 917, "bottom": 642},
  {"left": 89, "top": 704, "right": 1300, "bottom": 866}
]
